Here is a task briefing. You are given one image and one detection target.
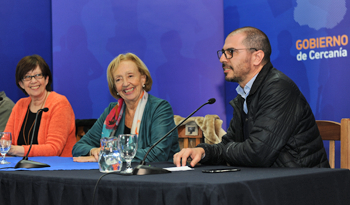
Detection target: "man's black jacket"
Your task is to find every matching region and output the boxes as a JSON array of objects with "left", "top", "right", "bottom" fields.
[{"left": 198, "top": 62, "right": 330, "bottom": 168}]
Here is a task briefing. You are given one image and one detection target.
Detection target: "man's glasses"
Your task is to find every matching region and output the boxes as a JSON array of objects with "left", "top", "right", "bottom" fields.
[
  {"left": 217, "top": 48, "right": 257, "bottom": 59},
  {"left": 22, "top": 73, "right": 44, "bottom": 81}
]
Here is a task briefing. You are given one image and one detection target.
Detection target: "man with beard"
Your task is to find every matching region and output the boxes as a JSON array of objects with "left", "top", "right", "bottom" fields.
[{"left": 173, "top": 27, "right": 330, "bottom": 168}]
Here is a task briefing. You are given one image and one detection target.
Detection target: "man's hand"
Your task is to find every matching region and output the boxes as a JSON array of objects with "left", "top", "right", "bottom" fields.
[
  {"left": 173, "top": 147, "right": 205, "bottom": 167},
  {"left": 73, "top": 156, "right": 97, "bottom": 162}
]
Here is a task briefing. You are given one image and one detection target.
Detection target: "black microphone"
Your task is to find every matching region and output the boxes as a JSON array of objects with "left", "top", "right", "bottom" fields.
[
  {"left": 208, "top": 98, "right": 216, "bottom": 104},
  {"left": 132, "top": 98, "right": 216, "bottom": 175},
  {"left": 15, "top": 108, "right": 51, "bottom": 168},
  {"left": 0, "top": 97, "right": 3, "bottom": 101}
]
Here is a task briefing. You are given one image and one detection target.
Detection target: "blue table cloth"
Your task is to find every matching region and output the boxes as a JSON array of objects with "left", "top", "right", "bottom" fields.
[{"left": 0, "top": 156, "right": 99, "bottom": 171}]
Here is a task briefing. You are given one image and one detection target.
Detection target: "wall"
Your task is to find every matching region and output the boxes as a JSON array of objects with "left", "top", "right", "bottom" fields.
[
  {"left": 0, "top": 1, "right": 52, "bottom": 101},
  {"left": 51, "top": 0, "right": 226, "bottom": 124}
]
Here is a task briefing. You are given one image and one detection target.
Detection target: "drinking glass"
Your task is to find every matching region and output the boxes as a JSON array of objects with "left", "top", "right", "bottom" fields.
[
  {"left": 0, "top": 132, "right": 12, "bottom": 164},
  {"left": 118, "top": 134, "right": 138, "bottom": 174}
]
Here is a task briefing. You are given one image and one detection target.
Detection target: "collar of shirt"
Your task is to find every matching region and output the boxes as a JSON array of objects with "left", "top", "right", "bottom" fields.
[{"left": 235, "top": 73, "right": 259, "bottom": 113}]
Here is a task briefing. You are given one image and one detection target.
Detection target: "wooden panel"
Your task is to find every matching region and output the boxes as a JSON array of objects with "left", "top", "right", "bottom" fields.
[
  {"left": 316, "top": 120, "right": 340, "bottom": 141},
  {"left": 177, "top": 125, "right": 203, "bottom": 149},
  {"left": 329, "top": 140, "right": 335, "bottom": 168},
  {"left": 340, "top": 119, "right": 350, "bottom": 169},
  {"left": 317, "top": 119, "right": 350, "bottom": 169},
  {"left": 178, "top": 125, "right": 203, "bottom": 139}
]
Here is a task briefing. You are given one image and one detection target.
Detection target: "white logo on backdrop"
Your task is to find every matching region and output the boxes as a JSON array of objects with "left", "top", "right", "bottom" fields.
[{"left": 294, "top": 0, "right": 346, "bottom": 30}]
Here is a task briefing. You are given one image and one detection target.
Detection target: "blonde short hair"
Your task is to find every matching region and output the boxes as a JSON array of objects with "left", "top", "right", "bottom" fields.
[{"left": 107, "top": 53, "right": 153, "bottom": 99}]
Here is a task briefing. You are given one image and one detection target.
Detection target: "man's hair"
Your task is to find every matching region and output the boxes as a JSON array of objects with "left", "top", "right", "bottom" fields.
[{"left": 228, "top": 27, "right": 271, "bottom": 64}]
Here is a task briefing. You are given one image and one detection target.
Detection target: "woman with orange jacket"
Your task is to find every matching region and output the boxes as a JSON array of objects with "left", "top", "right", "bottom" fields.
[{"left": 5, "top": 55, "right": 75, "bottom": 157}]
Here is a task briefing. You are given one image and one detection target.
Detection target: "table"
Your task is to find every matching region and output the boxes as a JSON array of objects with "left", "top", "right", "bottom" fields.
[{"left": 0, "top": 157, "right": 349, "bottom": 205}]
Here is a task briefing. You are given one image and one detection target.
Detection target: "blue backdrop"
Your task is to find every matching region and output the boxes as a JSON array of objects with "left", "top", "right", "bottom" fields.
[
  {"left": 51, "top": 0, "right": 225, "bottom": 123},
  {"left": 224, "top": 0, "right": 350, "bottom": 124},
  {"left": 223, "top": 0, "right": 350, "bottom": 168},
  {"left": 0, "top": 1, "right": 52, "bottom": 101},
  {"left": 1, "top": 0, "right": 349, "bottom": 167}
]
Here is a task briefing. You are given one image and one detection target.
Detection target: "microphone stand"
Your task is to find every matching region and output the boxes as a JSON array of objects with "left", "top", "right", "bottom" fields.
[
  {"left": 132, "top": 98, "right": 216, "bottom": 175},
  {"left": 15, "top": 108, "right": 50, "bottom": 168}
]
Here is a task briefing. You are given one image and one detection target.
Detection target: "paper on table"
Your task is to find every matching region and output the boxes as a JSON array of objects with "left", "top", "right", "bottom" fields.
[{"left": 164, "top": 166, "right": 194, "bottom": 171}]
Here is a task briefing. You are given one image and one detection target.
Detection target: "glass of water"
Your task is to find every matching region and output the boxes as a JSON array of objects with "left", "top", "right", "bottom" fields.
[
  {"left": 118, "top": 134, "right": 138, "bottom": 174},
  {"left": 0, "top": 132, "right": 12, "bottom": 164}
]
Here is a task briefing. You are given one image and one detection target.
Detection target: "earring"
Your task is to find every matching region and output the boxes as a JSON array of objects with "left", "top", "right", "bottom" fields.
[
  {"left": 142, "top": 84, "right": 145, "bottom": 88},
  {"left": 117, "top": 93, "right": 119, "bottom": 95}
]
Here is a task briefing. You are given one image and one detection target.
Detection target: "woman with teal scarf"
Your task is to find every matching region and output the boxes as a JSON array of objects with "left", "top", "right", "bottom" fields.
[{"left": 73, "top": 53, "right": 179, "bottom": 162}]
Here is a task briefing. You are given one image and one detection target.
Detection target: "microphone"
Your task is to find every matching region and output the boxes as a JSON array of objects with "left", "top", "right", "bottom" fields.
[
  {"left": 132, "top": 98, "right": 216, "bottom": 175},
  {"left": 0, "top": 97, "right": 3, "bottom": 101},
  {"left": 15, "top": 108, "right": 51, "bottom": 168}
]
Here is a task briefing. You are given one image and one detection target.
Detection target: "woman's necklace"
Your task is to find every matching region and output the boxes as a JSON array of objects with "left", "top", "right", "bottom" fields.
[{"left": 22, "top": 91, "right": 48, "bottom": 145}]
